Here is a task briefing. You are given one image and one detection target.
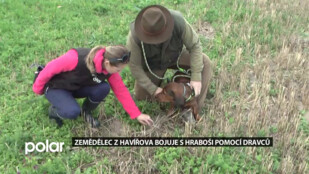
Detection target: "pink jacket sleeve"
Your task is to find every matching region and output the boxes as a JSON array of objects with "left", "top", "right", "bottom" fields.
[
  {"left": 32, "top": 49, "right": 79, "bottom": 95},
  {"left": 108, "top": 73, "right": 141, "bottom": 119}
]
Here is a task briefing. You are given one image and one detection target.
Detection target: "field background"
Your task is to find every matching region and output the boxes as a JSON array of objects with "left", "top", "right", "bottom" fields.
[{"left": 0, "top": 0, "right": 308, "bottom": 173}]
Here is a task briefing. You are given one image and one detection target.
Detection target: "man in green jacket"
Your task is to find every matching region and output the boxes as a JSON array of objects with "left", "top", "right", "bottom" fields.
[{"left": 127, "top": 5, "right": 212, "bottom": 121}]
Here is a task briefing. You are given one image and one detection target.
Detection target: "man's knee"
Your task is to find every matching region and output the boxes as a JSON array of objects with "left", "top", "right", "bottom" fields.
[
  {"left": 134, "top": 82, "right": 152, "bottom": 100},
  {"left": 202, "top": 53, "right": 213, "bottom": 70},
  {"left": 201, "top": 53, "right": 213, "bottom": 83},
  {"left": 135, "top": 93, "right": 152, "bottom": 100},
  {"left": 134, "top": 88, "right": 151, "bottom": 100}
]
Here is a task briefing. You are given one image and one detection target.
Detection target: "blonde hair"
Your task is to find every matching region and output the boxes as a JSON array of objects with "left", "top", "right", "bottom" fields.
[
  {"left": 86, "top": 45, "right": 104, "bottom": 74},
  {"left": 86, "top": 45, "right": 129, "bottom": 74}
]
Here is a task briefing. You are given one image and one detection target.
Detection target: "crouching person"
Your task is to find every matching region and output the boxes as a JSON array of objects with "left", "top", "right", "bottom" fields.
[{"left": 33, "top": 45, "right": 153, "bottom": 127}]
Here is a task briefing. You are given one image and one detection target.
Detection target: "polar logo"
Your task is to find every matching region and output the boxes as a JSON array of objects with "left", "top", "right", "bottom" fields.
[{"left": 25, "top": 140, "right": 64, "bottom": 155}]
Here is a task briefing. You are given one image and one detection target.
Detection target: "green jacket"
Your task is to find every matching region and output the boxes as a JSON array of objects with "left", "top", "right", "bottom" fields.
[{"left": 127, "top": 10, "right": 203, "bottom": 95}]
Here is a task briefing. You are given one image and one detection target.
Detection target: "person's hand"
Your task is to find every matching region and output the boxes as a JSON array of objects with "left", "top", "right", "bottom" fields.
[
  {"left": 190, "top": 81, "right": 201, "bottom": 96},
  {"left": 136, "top": 113, "right": 153, "bottom": 126},
  {"left": 154, "top": 87, "right": 163, "bottom": 96}
]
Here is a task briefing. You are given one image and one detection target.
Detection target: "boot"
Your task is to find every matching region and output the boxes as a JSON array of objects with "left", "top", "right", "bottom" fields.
[
  {"left": 48, "top": 106, "right": 63, "bottom": 127},
  {"left": 82, "top": 98, "right": 101, "bottom": 128}
]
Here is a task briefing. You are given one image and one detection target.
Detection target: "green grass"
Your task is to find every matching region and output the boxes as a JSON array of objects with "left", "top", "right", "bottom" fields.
[{"left": 1, "top": 0, "right": 308, "bottom": 173}]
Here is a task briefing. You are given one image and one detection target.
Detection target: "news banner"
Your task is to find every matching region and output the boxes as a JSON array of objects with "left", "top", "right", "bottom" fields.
[{"left": 72, "top": 137, "right": 273, "bottom": 147}]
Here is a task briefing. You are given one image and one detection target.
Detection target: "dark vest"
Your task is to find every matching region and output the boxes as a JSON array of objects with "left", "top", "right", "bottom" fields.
[
  {"left": 46, "top": 48, "right": 110, "bottom": 91},
  {"left": 131, "top": 10, "right": 186, "bottom": 70}
]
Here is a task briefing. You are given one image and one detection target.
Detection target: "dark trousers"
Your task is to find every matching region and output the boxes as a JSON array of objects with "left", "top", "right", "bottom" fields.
[{"left": 45, "top": 82, "right": 110, "bottom": 119}]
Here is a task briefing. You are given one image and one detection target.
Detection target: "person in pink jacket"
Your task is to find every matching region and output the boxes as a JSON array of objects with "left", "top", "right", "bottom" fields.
[{"left": 33, "top": 45, "right": 153, "bottom": 128}]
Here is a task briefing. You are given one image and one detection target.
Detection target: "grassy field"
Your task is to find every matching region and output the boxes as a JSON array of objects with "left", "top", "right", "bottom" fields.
[{"left": 0, "top": 0, "right": 308, "bottom": 173}]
